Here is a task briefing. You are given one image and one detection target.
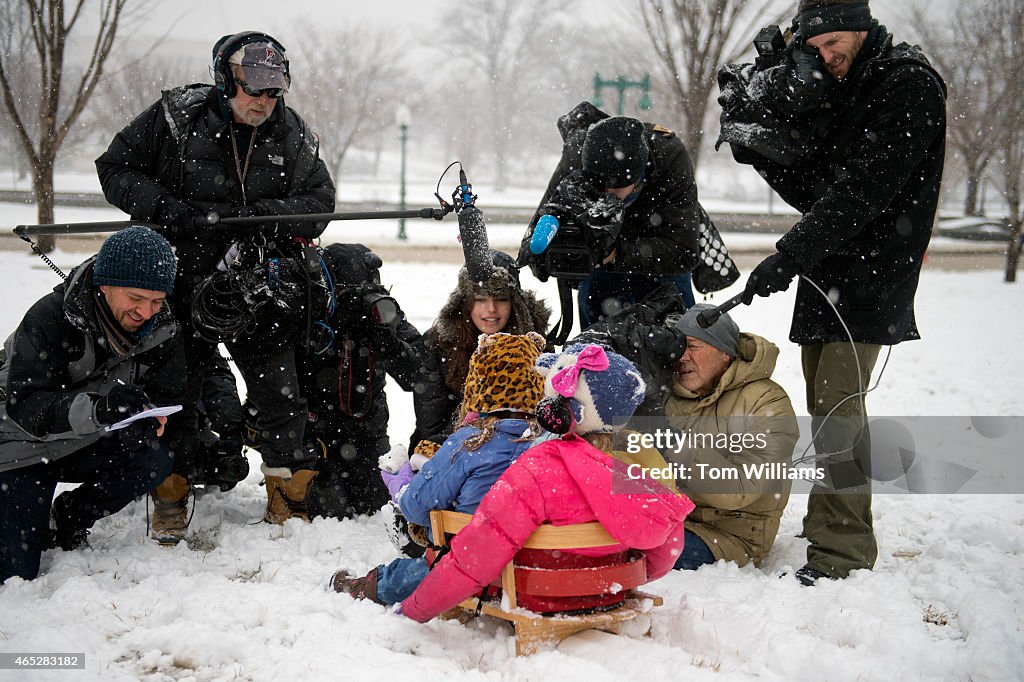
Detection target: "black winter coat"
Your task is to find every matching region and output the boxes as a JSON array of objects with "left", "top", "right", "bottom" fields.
[
  {"left": 736, "top": 25, "right": 946, "bottom": 345},
  {"left": 519, "top": 102, "right": 701, "bottom": 278},
  {"left": 407, "top": 333, "right": 458, "bottom": 449},
  {"left": 296, "top": 243, "right": 426, "bottom": 516},
  {"left": 95, "top": 85, "right": 335, "bottom": 291},
  {"left": 0, "top": 260, "right": 186, "bottom": 471},
  {"left": 570, "top": 283, "right": 688, "bottom": 416}
]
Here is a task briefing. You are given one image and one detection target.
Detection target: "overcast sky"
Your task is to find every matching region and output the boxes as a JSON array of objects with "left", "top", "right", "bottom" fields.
[
  {"left": 128, "top": 0, "right": 935, "bottom": 78},
  {"left": 138, "top": 0, "right": 924, "bottom": 41},
  {"left": 141, "top": 0, "right": 438, "bottom": 41}
]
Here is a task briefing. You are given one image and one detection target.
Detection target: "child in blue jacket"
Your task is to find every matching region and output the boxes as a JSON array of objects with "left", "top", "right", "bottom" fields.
[{"left": 330, "top": 332, "right": 546, "bottom": 604}]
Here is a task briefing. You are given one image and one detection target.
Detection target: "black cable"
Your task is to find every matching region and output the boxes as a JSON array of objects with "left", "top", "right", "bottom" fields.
[{"left": 19, "top": 234, "right": 67, "bottom": 281}]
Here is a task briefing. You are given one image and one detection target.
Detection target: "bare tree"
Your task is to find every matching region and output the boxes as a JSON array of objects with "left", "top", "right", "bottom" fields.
[
  {"left": 634, "top": 0, "right": 793, "bottom": 170},
  {"left": 285, "top": 22, "right": 411, "bottom": 185},
  {"left": 905, "top": 2, "right": 1002, "bottom": 217},
  {"left": 437, "top": 0, "right": 578, "bottom": 189},
  {"left": 85, "top": 51, "right": 195, "bottom": 146},
  {"left": 0, "top": 0, "right": 138, "bottom": 251},
  {"left": 977, "top": 0, "right": 1024, "bottom": 282}
]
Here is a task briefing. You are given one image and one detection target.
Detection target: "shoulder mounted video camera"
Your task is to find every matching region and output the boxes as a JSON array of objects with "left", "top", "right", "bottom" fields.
[
  {"left": 525, "top": 173, "right": 624, "bottom": 283},
  {"left": 528, "top": 213, "right": 596, "bottom": 282}
]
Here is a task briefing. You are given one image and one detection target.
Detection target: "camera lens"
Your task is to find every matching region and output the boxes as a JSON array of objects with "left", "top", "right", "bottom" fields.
[
  {"left": 365, "top": 295, "right": 399, "bottom": 327},
  {"left": 218, "top": 454, "right": 250, "bottom": 483}
]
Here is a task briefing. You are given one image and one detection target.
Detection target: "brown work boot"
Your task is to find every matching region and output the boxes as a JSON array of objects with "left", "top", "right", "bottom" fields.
[
  {"left": 263, "top": 468, "right": 319, "bottom": 524},
  {"left": 150, "top": 473, "right": 191, "bottom": 545},
  {"left": 330, "top": 567, "right": 380, "bottom": 603}
]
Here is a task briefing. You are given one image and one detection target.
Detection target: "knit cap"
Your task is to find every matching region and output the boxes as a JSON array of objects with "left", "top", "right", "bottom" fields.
[
  {"left": 582, "top": 116, "right": 650, "bottom": 189},
  {"left": 462, "top": 332, "right": 546, "bottom": 415},
  {"left": 673, "top": 304, "right": 739, "bottom": 357},
  {"left": 93, "top": 226, "right": 177, "bottom": 294},
  {"left": 796, "top": 0, "right": 872, "bottom": 39},
  {"left": 535, "top": 343, "right": 646, "bottom": 436}
]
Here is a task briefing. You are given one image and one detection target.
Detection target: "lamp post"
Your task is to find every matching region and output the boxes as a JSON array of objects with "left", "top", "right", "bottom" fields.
[
  {"left": 396, "top": 105, "right": 411, "bottom": 241},
  {"left": 592, "top": 72, "right": 652, "bottom": 115}
]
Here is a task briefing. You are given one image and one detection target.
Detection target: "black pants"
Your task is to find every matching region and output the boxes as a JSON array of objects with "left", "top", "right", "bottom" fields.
[
  {"left": 228, "top": 344, "right": 313, "bottom": 470},
  {"left": 0, "top": 437, "right": 172, "bottom": 583}
]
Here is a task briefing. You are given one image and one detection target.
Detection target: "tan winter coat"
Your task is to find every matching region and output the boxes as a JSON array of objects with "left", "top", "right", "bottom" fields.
[{"left": 663, "top": 333, "right": 798, "bottom": 567}]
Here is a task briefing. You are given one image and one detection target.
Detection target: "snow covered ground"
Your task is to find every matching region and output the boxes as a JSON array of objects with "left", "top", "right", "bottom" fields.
[{"left": 0, "top": 239, "right": 1022, "bottom": 681}]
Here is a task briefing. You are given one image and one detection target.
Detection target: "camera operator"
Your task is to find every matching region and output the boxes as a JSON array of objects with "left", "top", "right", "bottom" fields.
[
  {"left": 291, "top": 244, "right": 424, "bottom": 520},
  {"left": 95, "top": 31, "right": 335, "bottom": 532},
  {"left": 518, "top": 102, "right": 701, "bottom": 328},
  {"left": 717, "top": 0, "right": 947, "bottom": 585}
]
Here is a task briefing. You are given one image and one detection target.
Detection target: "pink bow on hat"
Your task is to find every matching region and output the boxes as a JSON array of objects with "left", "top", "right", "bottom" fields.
[{"left": 550, "top": 345, "right": 609, "bottom": 397}]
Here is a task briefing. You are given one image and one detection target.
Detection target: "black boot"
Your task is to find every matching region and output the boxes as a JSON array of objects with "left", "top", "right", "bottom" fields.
[
  {"left": 48, "top": 493, "right": 90, "bottom": 551},
  {"left": 794, "top": 565, "right": 835, "bottom": 587}
]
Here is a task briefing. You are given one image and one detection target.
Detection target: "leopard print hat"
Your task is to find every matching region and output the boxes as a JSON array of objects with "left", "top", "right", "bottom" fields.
[{"left": 462, "top": 332, "right": 547, "bottom": 415}]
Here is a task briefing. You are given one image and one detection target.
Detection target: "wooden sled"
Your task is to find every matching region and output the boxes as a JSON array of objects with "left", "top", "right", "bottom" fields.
[{"left": 429, "top": 510, "right": 663, "bottom": 656}]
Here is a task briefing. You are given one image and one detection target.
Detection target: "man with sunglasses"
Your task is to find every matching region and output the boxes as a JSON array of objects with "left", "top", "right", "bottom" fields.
[{"left": 95, "top": 31, "right": 336, "bottom": 540}]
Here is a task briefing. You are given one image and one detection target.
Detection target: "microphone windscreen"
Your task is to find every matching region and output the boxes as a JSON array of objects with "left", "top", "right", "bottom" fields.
[
  {"left": 530, "top": 214, "right": 560, "bottom": 255},
  {"left": 458, "top": 206, "right": 492, "bottom": 283}
]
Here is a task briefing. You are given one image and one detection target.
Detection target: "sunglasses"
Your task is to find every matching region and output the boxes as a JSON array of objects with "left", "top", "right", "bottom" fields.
[{"left": 237, "top": 79, "right": 285, "bottom": 99}]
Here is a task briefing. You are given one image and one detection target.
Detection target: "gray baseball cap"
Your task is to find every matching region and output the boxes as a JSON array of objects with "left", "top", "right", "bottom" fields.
[
  {"left": 673, "top": 304, "right": 739, "bottom": 356},
  {"left": 229, "top": 41, "right": 289, "bottom": 92}
]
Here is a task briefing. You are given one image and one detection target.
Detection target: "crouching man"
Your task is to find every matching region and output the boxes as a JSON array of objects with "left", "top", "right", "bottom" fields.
[
  {"left": 574, "top": 296, "right": 799, "bottom": 570},
  {"left": 0, "top": 226, "right": 185, "bottom": 583}
]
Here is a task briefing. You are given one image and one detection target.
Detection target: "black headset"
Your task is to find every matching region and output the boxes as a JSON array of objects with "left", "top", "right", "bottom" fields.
[{"left": 212, "top": 31, "right": 290, "bottom": 98}]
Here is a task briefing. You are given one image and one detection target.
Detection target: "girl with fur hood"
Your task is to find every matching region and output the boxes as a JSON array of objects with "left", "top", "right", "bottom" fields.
[
  {"left": 409, "top": 251, "right": 550, "bottom": 450},
  {"left": 330, "top": 332, "right": 547, "bottom": 605}
]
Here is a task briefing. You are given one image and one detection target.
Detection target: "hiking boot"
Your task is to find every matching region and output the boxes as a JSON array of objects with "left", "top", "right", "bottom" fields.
[
  {"left": 49, "top": 492, "right": 90, "bottom": 551},
  {"left": 795, "top": 565, "right": 835, "bottom": 587},
  {"left": 330, "top": 567, "right": 380, "bottom": 603},
  {"left": 150, "top": 474, "right": 191, "bottom": 545},
  {"left": 263, "top": 469, "right": 318, "bottom": 524}
]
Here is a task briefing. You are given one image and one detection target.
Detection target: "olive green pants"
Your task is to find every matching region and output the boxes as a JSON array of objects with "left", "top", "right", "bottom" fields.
[{"left": 801, "top": 342, "right": 882, "bottom": 578}]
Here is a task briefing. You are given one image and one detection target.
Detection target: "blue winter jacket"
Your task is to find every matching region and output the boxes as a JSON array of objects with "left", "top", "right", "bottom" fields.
[{"left": 399, "top": 419, "right": 535, "bottom": 527}]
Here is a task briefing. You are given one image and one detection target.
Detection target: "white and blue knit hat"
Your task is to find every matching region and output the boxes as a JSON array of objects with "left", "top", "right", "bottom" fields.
[{"left": 535, "top": 343, "right": 646, "bottom": 436}]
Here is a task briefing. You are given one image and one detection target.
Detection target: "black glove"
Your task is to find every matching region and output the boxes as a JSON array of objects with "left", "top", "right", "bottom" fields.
[
  {"left": 206, "top": 205, "right": 259, "bottom": 222},
  {"left": 94, "top": 384, "right": 150, "bottom": 426},
  {"left": 95, "top": 385, "right": 161, "bottom": 451},
  {"left": 551, "top": 170, "right": 601, "bottom": 218},
  {"left": 775, "top": 44, "right": 836, "bottom": 115},
  {"left": 742, "top": 251, "right": 801, "bottom": 304},
  {"left": 155, "top": 197, "right": 204, "bottom": 237},
  {"left": 116, "top": 419, "right": 161, "bottom": 451}
]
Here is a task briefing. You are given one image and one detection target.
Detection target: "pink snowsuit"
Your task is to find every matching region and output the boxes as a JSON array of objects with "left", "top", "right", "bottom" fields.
[{"left": 402, "top": 434, "right": 695, "bottom": 622}]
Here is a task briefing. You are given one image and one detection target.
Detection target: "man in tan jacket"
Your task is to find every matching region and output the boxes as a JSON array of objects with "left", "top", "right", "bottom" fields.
[{"left": 663, "top": 304, "right": 799, "bottom": 570}]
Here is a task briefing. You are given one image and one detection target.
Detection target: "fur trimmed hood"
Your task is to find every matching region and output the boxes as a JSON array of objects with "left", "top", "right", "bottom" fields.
[{"left": 434, "top": 255, "right": 551, "bottom": 356}]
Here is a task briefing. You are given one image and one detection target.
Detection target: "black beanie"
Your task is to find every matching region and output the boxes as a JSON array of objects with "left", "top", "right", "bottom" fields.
[
  {"left": 582, "top": 116, "right": 649, "bottom": 189},
  {"left": 93, "top": 226, "right": 178, "bottom": 294},
  {"left": 796, "top": 0, "right": 872, "bottom": 39}
]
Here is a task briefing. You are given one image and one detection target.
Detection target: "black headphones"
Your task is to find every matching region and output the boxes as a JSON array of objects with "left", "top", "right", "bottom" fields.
[{"left": 212, "top": 31, "right": 290, "bottom": 98}]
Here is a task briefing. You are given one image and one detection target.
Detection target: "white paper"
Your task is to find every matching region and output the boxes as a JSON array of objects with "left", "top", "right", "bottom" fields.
[{"left": 105, "top": 405, "right": 183, "bottom": 431}]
